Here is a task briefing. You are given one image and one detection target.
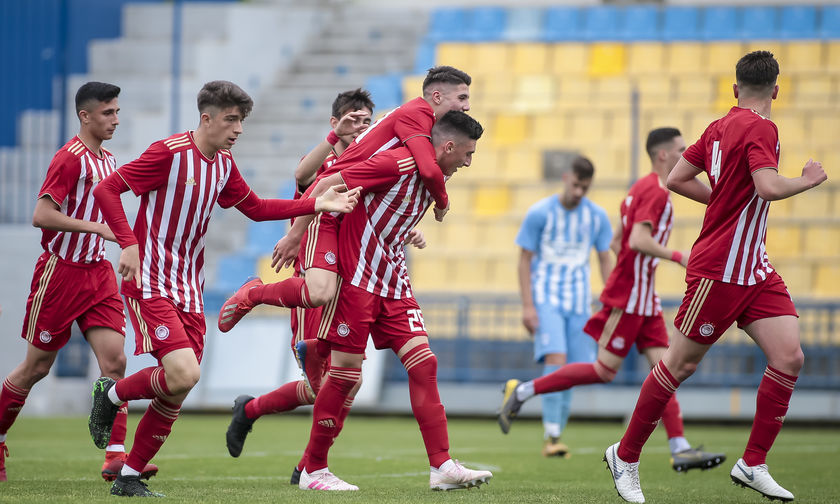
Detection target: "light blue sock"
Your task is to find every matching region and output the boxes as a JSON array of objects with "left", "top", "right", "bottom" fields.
[{"left": 541, "top": 364, "right": 563, "bottom": 439}]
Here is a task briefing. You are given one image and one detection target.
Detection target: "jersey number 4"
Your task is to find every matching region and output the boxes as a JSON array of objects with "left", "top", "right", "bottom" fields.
[
  {"left": 710, "top": 140, "right": 723, "bottom": 183},
  {"left": 407, "top": 308, "right": 427, "bottom": 332}
]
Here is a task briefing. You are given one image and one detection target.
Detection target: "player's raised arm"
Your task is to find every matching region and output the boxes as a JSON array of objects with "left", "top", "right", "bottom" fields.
[
  {"left": 752, "top": 158, "right": 827, "bottom": 201},
  {"left": 666, "top": 157, "right": 711, "bottom": 204},
  {"left": 296, "top": 110, "right": 370, "bottom": 190}
]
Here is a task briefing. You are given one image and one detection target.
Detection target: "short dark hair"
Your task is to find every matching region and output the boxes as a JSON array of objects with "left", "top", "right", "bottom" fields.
[
  {"left": 422, "top": 65, "right": 472, "bottom": 94},
  {"left": 197, "top": 80, "right": 253, "bottom": 118},
  {"left": 75, "top": 82, "right": 120, "bottom": 115},
  {"left": 646, "top": 127, "right": 682, "bottom": 160},
  {"left": 735, "top": 50, "right": 779, "bottom": 95},
  {"left": 571, "top": 156, "right": 594, "bottom": 180},
  {"left": 332, "top": 88, "right": 375, "bottom": 118},
  {"left": 431, "top": 110, "right": 483, "bottom": 144}
]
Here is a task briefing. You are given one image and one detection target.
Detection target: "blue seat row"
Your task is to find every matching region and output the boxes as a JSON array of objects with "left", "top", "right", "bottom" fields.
[{"left": 426, "top": 5, "right": 840, "bottom": 42}]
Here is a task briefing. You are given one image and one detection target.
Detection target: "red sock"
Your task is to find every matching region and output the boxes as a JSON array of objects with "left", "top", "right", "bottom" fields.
[
  {"left": 303, "top": 367, "right": 360, "bottom": 471},
  {"left": 114, "top": 366, "right": 171, "bottom": 401},
  {"left": 297, "top": 394, "right": 353, "bottom": 472},
  {"left": 743, "top": 366, "right": 797, "bottom": 466},
  {"left": 0, "top": 378, "right": 29, "bottom": 434},
  {"left": 402, "top": 344, "right": 450, "bottom": 468},
  {"left": 248, "top": 277, "right": 312, "bottom": 309},
  {"left": 245, "top": 381, "right": 312, "bottom": 420},
  {"left": 125, "top": 398, "right": 180, "bottom": 472},
  {"left": 533, "top": 361, "right": 614, "bottom": 394},
  {"left": 618, "top": 361, "right": 680, "bottom": 463},
  {"left": 661, "top": 395, "right": 685, "bottom": 439},
  {"left": 108, "top": 403, "right": 129, "bottom": 446},
  {"left": 315, "top": 339, "right": 330, "bottom": 358}
]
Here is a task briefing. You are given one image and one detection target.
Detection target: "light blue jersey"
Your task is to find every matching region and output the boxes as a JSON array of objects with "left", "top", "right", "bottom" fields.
[{"left": 516, "top": 195, "right": 612, "bottom": 316}]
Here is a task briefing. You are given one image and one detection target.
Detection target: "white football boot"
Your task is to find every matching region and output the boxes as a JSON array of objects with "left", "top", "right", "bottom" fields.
[
  {"left": 604, "top": 442, "right": 645, "bottom": 503},
  {"left": 298, "top": 468, "right": 358, "bottom": 491},
  {"left": 730, "top": 458, "right": 794, "bottom": 502},
  {"left": 430, "top": 459, "right": 492, "bottom": 490}
]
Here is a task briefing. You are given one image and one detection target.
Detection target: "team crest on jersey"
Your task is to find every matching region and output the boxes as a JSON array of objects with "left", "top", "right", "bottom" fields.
[
  {"left": 185, "top": 177, "right": 196, "bottom": 186},
  {"left": 39, "top": 330, "right": 52, "bottom": 344},
  {"left": 611, "top": 336, "right": 625, "bottom": 350},
  {"left": 337, "top": 323, "right": 350, "bottom": 337},
  {"left": 92, "top": 174, "right": 101, "bottom": 183},
  {"left": 325, "top": 251, "right": 337, "bottom": 265},
  {"left": 217, "top": 180, "right": 225, "bottom": 192},
  {"left": 699, "top": 323, "right": 715, "bottom": 337},
  {"left": 155, "top": 325, "right": 170, "bottom": 340}
]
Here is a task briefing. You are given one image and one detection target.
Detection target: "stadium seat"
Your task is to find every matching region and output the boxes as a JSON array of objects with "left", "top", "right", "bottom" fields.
[
  {"left": 246, "top": 220, "right": 287, "bottom": 255},
  {"left": 491, "top": 113, "right": 528, "bottom": 146},
  {"left": 674, "top": 75, "right": 715, "bottom": 104},
  {"left": 444, "top": 183, "right": 472, "bottom": 216},
  {"left": 480, "top": 217, "right": 520, "bottom": 251},
  {"left": 686, "top": 111, "right": 722, "bottom": 142},
  {"left": 790, "top": 188, "right": 831, "bottom": 218},
  {"left": 530, "top": 113, "right": 568, "bottom": 147},
  {"left": 549, "top": 43, "right": 589, "bottom": 76},
  {"left": 810, "top": 113, "right": 840, "bottom": 148},
  {"left": 216, "top": 254, "right": 257, "bottom": 292},
  {"left": 543, "top": 6, "right": 582, "bottom": 41},
  {"left": 471, "top": 43, "right": 512, "bottom": 76},
  {"left": 401, "top": 75, "right": 424, "bottom": 103},
  {"left": 739, "top": 6, "right": 778, "bottom": 41},
  {"left": 765, "top": 225, "right": 802, "bottom": 258},
  {"left": 257, "top": 255, "right": 294, "bottom": 284},
  {"left": 442, "top": 219, "right": 480, "bottom": 251},
  {"left": 472, "top": 75, "right": 515, "bottom": 112},
  {"left": 569, "top": 111, "right": 607, "bottom": 144},
  {"left": 504, "top": 8, "right": 544, "bottom": 41},
  {"left": 365, "top": 73, "right": 402, "bottom": 111},
  {"left": 512, "top": 74, "right": 554, "bottom": 112},
  {"left": 655, "top": 261, "right": 688, "bottom": 298},
  {"left": 779, "top": 5, "right": 817, "bottom": 39},
  {"left": 499, "top": 147, "right": 541, "bottom": 182},
  {"left": 620, "top": 5, "right": 660, "bottom": 41},
  {"left": 583, "top": 5, "right": 621, "bottom": 41},
  {"left": 626, "top": 43, "right": 666, "bottom": 76},
  {"left": 791, "top": 75, "right": 833, "bottom": 109},
  {"left": 586, "top": 188, "right": 626, "bottom": 216},
  {"left": 781, "top": 41, "right": 824, "bottom": 75},
  {"left": 774, "top": 112, "right": 809, "bottom": 147},
  {"left": 511, "top": 43, "right": 549, "bottom": 74},
  {"left": 427, "top": 8, "right": 468, "bottom": 42},
  {"left": 595, "top": 76, "right": 633, "bottom": 109},
  {"left": 633, "top": 76, "right": 673, "bottom": 105},
  {"left": 670, "top": 190, "right": 706, "bottom": 218},
  {"left": 666, "top": 42, "right": 707, "bottom": 75},
  {"left": 466, "top": 7, "right": 506, "bottom": 41},
  {"left": 803, "top": 225, "right": 840, "bottom": 258},
  {"left": 818, "top": 5, "right": 840, "bottom": 39},
  {"left": 588, "top": 43, "right": 626, "bottom": 77},
  {"left": 413, "top": 40, "right": 437, "bottom": 75},
  {"left": 435, "top": 43, "right": 473, "bottom": 74},
  {"left": 512, "top": 185, "right": 555, "bottom": 214},
  {"left": 705, "top": 42, "right": 745, "bottom": 74},
  {"left": 662, "top": 6, "right": 700, "bottom": 41},
  {"left": 668, "top": 221, "right": 701, "bottom": 251},
  {"left": 409, "top": 254, "right": 450, "bottom": 292},
  {"left": 813, "top": 262, "right": 840, "bottom": 297},
  {"left": 772, "top": 260, "right": 812, "bottom": 297},
  {"left": 714, "top": 75, "right": 737, "bottom": 112},
  {"left": 701, "top": 6, "right": 739, "bottom": 41},
  {"left": 470, "top": 146, "right": 503, "bottom": 181},
  {"left": 827, "top": 41, "right": 840, "bottom": 69},
  {"left": 488, "top": 255, "right": 518, "bottom": 291},
  {"left": 452, "top": 255, "right": 490, "bottom": 291},
  {"left": 473, "top": 185, "right": 513, "bottom": 217}
]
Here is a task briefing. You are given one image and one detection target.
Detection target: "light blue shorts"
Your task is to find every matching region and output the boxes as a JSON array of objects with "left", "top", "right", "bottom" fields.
[{"left": 533, "top": 304, "right": 595, "bottom": 364}]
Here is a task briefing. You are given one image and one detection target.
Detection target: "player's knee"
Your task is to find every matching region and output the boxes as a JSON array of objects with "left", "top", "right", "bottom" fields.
[
  {"left": 672, "top": 361, "right": 698, "bottom": 382},
  {"left": 27, "top": 362, "right": 52, "bottom": 384},
  {"left": 775, "top": 347, "right": 804, "bottom": 376},
  {"left": 100, "top": 353, "right": 127, "bottom": 379},
  {"left": 307, "top": 283, "right": 336, "bottom": 307},
  {"left": 406, "top": 351, "right": 438, "bottom": 378},
  {"left": 166, "top": 364, "right": 201, "bottom": 394}
]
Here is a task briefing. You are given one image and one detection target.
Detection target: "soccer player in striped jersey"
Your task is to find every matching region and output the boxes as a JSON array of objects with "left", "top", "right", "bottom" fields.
[
  {"left": 604, "top": 51, "right": 827, "bottom": 503},
  {"left": 0, "top": 82, "right": 157, "bottom": 483},
  {"left": 87, "top": 81, "right": 360, "bottom": 498},
  {"left": 498, "top": 156, "right": 613, "bottom": 457},
  {"left": 292, "top": 111, "right": 491, "bottom": 491},
  {"left": 217, "top": 66, "right": 471, "bottom": 335},
  {"left": 499, "top": 128, "right": 725, "bottom": 472}
]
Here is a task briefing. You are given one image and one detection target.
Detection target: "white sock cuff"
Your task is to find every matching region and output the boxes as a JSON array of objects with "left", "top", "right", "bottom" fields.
[
  {"left": 517, "top": 381, "right": 535, "bottom": 401},
  {"left": 120, "top": 464, "right": 141, "bottom": 477},
  {"left": 107, "top": 385, "right": 125, "bottom": 406}
]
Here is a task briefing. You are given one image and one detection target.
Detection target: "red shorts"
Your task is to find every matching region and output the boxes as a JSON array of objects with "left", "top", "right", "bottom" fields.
[
  {"left": 124, "top": 295, "right": 206, "bottom": 363},
  {"left": 325, "top": 280, "right": 427, "bottom": 354},
  {"left": 298, "top": 213, "right": 339, "bottom": 273},
  {"left": 584, "top": 305, "right": 669, "bottom": 358},
  {"left": 674, "top": 272, "right": 798, "bottom": 344},
  {"left": 21, "top": 253, "right": 125, "bottom": 352}
]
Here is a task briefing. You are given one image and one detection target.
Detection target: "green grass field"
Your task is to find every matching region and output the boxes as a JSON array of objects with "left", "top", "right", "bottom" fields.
[{"left": 1, "top": 413, "right": 837, "bottom": 503}]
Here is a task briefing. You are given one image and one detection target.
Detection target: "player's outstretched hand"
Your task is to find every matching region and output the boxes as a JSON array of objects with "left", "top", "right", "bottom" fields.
[
  {"left": 271, "top": 235, "right": 300, "bottom": 272},
  {"left": 802, "top": 158, "right": 827, "bottom": 188},
  {"left": 522, "top": 305, "right": 539, "bottom": 336},
  {"left": 315, "top": 184, "right": 361, "bottom": 214},
  {"left": 433, "top": 201, "right": 450, "bottom": 222},
  {"left": 407, "top": 229, "right": 426, "bottom": 249},
  {"left": 118, "top": 244, "right": 142, "bottom": 288},
  {"left": 334, "top": 110, "right": 371, "bottom": 137}
]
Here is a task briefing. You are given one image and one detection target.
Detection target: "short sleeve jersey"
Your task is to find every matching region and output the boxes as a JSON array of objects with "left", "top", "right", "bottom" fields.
[
  {"left": 682, "top": 107, "right": 779, "bottom": 285},
  {"left": 516, "top": 196, "right": 612, "bottom": 315},
  {"left": 38, "top": 136, "right": 118, "bottom": 263},
  {"left": 337, "top": 147, "right": 432, "bottom": 299},
  {"left": 117, "top": 131, "right": 252, "bottom": 313},
  {"left": 600, "top": 173, "right": 673, "bottom": 316}
]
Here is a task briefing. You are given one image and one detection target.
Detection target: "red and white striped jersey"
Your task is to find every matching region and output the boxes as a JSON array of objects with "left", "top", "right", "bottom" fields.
[
  {"left": 600, "top": 173, "right": 673, "bottom": 316},
  {"left": 117, "top": 131, "right": 252, "bottom": 313},
  {"left": 337, "top": 147, "right": 432, "bottom": 299},
  {"left": 683, "top": 107, "right": 779, "bottom": 286},
  {"left": 38, "top": 136, "right": 117, "bottom": 263}
]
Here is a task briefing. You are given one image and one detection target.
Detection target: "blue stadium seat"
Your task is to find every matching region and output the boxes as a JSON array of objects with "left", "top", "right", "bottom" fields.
[
  {"left": 780, "top": 5, "right": 817, "bottom": 39},
  {"left": 413, "top": 40, "right": 437, "bottom": 75},
  {"left": 216, "top": 254, "right": 257, "bottom": 292},
  {"left": 365, "top": 73, "right": 403, "bottom": 111},
  {"left": 427, "top": 8, "right": 468, "bottom": 42},
  {"left": 466, "top": 7, "right": 506, "bottom": 41},
  {"left": 583, "top": 5, "right": 621, "bottom": 41},
  {"left": 503, "top": 8, "right": 543, "bottom": 41},
  {"left": 620, "top": 5, "right": 660, "bottom": 41},
  {"left": 739, "top": 6, "right": 778, "bottom": 40},
  {"left": 819, "top": 5, "right": 840, "bottom": 39},
  {"left": 246, "top": 220, "right": 287, "bottom": 256},
  {"left": 701, "top": 6, "right": 739, "bottom": 41},
  {"left": 662, "top": 6, "right": 700, "bottom": 41},
  {"left": 542, "top": 6, "right": 582, "bottom": 41}
]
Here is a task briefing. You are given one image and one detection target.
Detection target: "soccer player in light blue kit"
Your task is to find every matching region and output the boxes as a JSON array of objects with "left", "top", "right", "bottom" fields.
[{"left": 506, "top": 156, "right": 613, "bottom": 457}]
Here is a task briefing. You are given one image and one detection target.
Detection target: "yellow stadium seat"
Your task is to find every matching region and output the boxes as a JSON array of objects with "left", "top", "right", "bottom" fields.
[
  {"left": 827, "top": 41, "right": 840, "bottom": 71},
  {"left": 512, "top": 185, "right": 556, "bottom": 214},
  {"left": 778, "top": 148, "right": 812, "bottom": 178},
  {"left": 611, "top": 113, "right": 632, "bottom": 141},
  {"left": 773, "top": 112, "right": 808, "bottom": 148},
  {"left": 706, "top": 42, "right": 745, "bottom": 74},
  {"left": 568, "top": 111, "right": 607, "bottom": 144},
  {"left": 792, "top": 75, "right": 833, "bottom": 109},
  {"left": 442, "top": 219, "right": 480, "bottom": 250},
  {"left": 469, "top": 146, "right": 502, "bottom": 181},
  {"left": 588, "top": 43, "right": 627, "bottom": 77},
  {"left": 633, "top": 77, "right": 674, "bottom": 105},
  {"left": 416, "top": 221, "right": 444, "bottom": 249},
  {"left": 626, "top": 43, "right": 665, "bottom": 76},
  {"left": 789, "top": 187, "right": 831, "bottom": 217},
  {"left": 674, "top": 75, "right": 715, "bottom": 105},
  {"left": 549, "top": 43, "right": 588, "bottom": 75},
  {"left": 802, "top": 225, "right": 840, "bottom": 258},
  {"left": 481, "top": 218, "right": 520, "bottom": 252},
  {"left": 586, "top": 187, "right": 625, "bottom": 216},
  {"left": 488, "top": 255, "right": 518, "bottom": 292},
  {"left": 670, "top": 193, "right": 707, "bottom": 218},
  {"left": 409, "top": 254, "right": 450, "bottom": 292},
  {"left": 491, "top": 113, "right": 529, "bottom": 146},
  {"left": 471, "top": 43, "right": 512, "bottom": 76},
  {"left": 257, "top": 256, "right": 294, "bottom": 284},
  {"left": 685, "top": 111, "right": 721, "bottom": 142},
  {"left": 668, "top": 220, "right": 701, "bottom": 251},
  {"left": 641, "top": 109, "right": 687, "bottom": 140},
  {"left": 765, "top": 225, "right": 802, "bottom": 258},
  {"left": 499, "top": 146, "right": 542, "bottom": 182},
  {"left": 810, "top": 114, "right": 840, "bottom": 148},
  {"left": 596, "top": 77, "right": 633, "bottom": 109},
  {"left": 555, "top": 76, "right": 594, "bottom": 110},
  {"left": 655, "top": 260, "right": 688, "bottom": 298},
  {"left": 472, "top": 74, "right": 515, "bottom": 112},
  {"left": 512, "top": 74, "right": 555, "bottom": 112},
  {"left": 452, "top": 255, "right": 490, "bottom": 291},
  {"left": 666, "top": 43, "right": 707, "bottom": 75},
  {"left": 781, "top": 41, "right": 824, "bottom": 74},
  {"left": 531, "top": 113, "right": 569, "bottom": 147},
  {"left": 590, "top": 145, "right": 632, "bottom": 183},
  {"left": 813, "top": 262, "right": 840, "bottom": 297},
  {"left": 588, "top": 253, "right": 607, "bottom": 294},
  {"left": 436, "top": 43, "right": 473, "bottom": 72},
  {"left": 714, "top": 75, "right": 738, "bottom": 112},
  {"left": 512, "top": 43, "right": 550, "bottom": 74},
  {"left": 442, "top": 183, "right": 471, "bottom": 216},
  {"left": 771, "top": 260, "right": 812, "bottom": 298},
  {"left": 402, "top": 75, "right": 425, "bottom": 102},
  {"left": 473, "top": 185, "right": 513, "bottom": 217}
]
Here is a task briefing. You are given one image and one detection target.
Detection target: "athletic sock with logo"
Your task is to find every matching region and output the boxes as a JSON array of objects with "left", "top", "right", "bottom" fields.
[
  {"left": 661, "top": 394, "right": 685, "bottom": 440},
  {"left": 0, "top": 378, "right": 29, "bottom": 435},
  {"left": 248, "top": 277, "right": 313, "bottom": 309},
  {"left": 402, "top": 344, "right": 450, "bottom": 468},
  {"left": 246, "top": 381, "right": 313, "bottom": 420},
  {"left": 303, "top": 366, "right": 360, "bottom": 472},
  {"left": 743, "top": 366, "right": 797, "bottom": 466},
  {"left": 125, "top": 397, "right": 180, "bottom": 473},
  {"left": 113, "top": 366, "right": 171, "bottom": 402},
  {"left": 618, "top": 361, "right": 680, "bottom": 463}
]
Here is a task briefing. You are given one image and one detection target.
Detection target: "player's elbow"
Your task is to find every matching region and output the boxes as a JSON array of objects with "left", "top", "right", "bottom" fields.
[{"left": 754, "top": 185, "right": 782, "bottom": 201}]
